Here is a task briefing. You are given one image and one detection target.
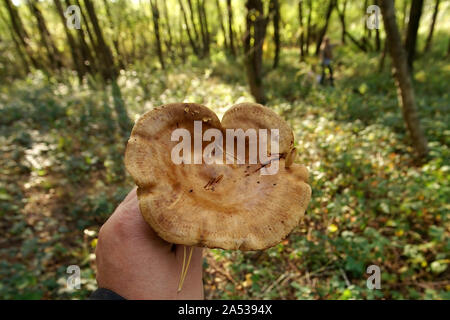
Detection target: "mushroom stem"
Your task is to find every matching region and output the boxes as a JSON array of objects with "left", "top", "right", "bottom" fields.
[
  {"left": 178, "top": 246, "right": 187, "bottom": 291},
  {"left": 177, "top": 246, "right": 194, "bottom": 292}
]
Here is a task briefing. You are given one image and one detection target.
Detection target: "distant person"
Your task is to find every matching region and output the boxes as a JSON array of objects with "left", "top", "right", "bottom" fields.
[{"left": 319, "top": 36, "right": 335, "bottom": 86}]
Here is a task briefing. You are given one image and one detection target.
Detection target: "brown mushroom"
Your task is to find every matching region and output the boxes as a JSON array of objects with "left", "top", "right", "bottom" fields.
[{"left": 125, "top": 102, "right": 311, "bottom": 251}]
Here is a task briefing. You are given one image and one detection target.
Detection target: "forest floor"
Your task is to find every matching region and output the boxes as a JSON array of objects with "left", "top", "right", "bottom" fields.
[{"left": 0, "top": 47, "right": 449, "bottom": 299}]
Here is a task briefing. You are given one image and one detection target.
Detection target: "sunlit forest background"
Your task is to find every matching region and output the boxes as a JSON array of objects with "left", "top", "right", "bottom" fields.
[{"left": 0, "top": 0, "right": 449, "bottom": 300}]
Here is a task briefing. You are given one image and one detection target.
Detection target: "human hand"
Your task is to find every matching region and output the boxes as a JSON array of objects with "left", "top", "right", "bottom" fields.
[{"left": 95, "top": 188, "right": 204, "bottom": 299}]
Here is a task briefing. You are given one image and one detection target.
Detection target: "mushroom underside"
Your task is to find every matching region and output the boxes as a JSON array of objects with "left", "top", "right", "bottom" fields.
[{"left": 125, "top": 103, "right": 311, "bottom": 251}]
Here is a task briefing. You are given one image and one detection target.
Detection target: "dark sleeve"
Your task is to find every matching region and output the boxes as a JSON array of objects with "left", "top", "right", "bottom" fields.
[{"left": 89, "top": 288, "right": 126, "bottom": 300}]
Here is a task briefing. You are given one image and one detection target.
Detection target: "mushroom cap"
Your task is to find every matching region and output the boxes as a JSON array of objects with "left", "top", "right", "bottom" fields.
[{"left": 124, "top": 103, "right": 311, "bottom": 251}]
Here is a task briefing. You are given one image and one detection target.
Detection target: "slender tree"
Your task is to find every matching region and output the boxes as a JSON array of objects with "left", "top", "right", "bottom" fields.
[
  {"left": 102, "top": 0, "right": 124, "bottom": 68},
  {"left": 378, "top": 38, "right": 388, "bottom": 72},
  {"left": 111, "top": 79, "right": 132, "bottom": 138},
  {"left": 0, "top": 7, "right": 30, "bottom": 74},
  {"left": 226, "top": 0, "right": 236, "bottom": 56},
  {"left": 54, "top": 0, "right": 86, "bottom": 78},
  {"left": 401, "top": 0, "right": 408, "bottom": 33},
  {"left": 380, "top": 0, "right": 428, "bottom": 160},
  {"left": 269, "top": 0, "right": 280, "bottom": 68},
  {"left": 68, "top": 0, "right": 97, "bottom": 75},
  {"left": 28, "top": 0, "right": 62, "bottom": 70},
  {"left": 124, "top": 2, "right": 137, "bottom": 61},
  {"left": 179, "top": 0, "right": 199, "bottom": 56},
  {"left": 298, "top": 0, "right": 305, "bottom": 59},
  {"left": 75, "top": 0, "right": 97, "bottom": 57},
  {"left": 84, "top": 0, "right": 117, "bottom": 80},
  {"left": 3, "top": 0, "right": 40, "bottom": 69},
  {"left": 162, "top": 0, "right": 174, "bottom": 58},
  {"left": 150, "top": 0, "right": 165, "bottom": 69},
  {"left": 404, "top": 0, "right": 424, "bottom": 72},
  {"left": 337, "top": 0, "right": 347, "bottom": 44},
  {"left": 375, "top": 24, "right": 381, "bottom": 51},
  {"left": 362, "top": 0, "right": 368, "bottom": 49},
  {"left": 374, "top": 0, "right": 381, "bottom": 51},
  {"left": 178, "top": 15, "right": 187, "bottom": 63},
  {"left": 197, "top": 0, "right": 206, "bottom": 54},
  {"left": 423, "top": 0, "right": 440, "bottom": 53},
  {"left": 447, "top": 37, "right": 450, "bottom": 58},
  {"left": 215, "top": 0, "right": 228, "bottom": 50},
  {"left": 336, "top": 1, "right": 367, "bottom": 52},
  {"left": 315, "top": 0, "right": 334, "bottom": 56},
  {"left": 187, "top": 0, "right": 200, "bottom": 45},
  {"left": 197, "top": 0, "right": 210, "bottom": 56},
  {"left": 305, "top": 0, "right": 312, "bottom": 55}
]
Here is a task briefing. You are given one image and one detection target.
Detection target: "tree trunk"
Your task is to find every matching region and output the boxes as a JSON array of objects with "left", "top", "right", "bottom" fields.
[
  {"left": 12, "top": 32, "right": 31, "bottom": 74},
  {"left": 197, "top": 0, "right": 210, "bottom": 56},
  {"left": 124, "top": 6, "right": 136, "bottom": 62},
  {"left": 380, "top": 0, "right": 428, "bottom": 160},
  {"left": 447, "top": 37, "right": 450, "bottom": 57},
  {"left": 197, "top": 0, "right": 206, "bottom": 55},
  {"left": 162, "top": 0, "right": 174, "bottom": 59},
  {"left": 424, "top": 0, "right": 440, "bottom": 53},
  {"left": 0, "top": 8, "right": 30, "bottom": 74},
  {"left": 362, "top": 0, "right": 368, "bottom": 49},
  {"left": 401, "top": 0, "right": 408, "bottom": 33},
  {"left": 84, "top": 0, "right": 117, "bottom": 80},
  {"left": 227, "top": 0, "right": 236, "bottom": 56},
  {"left": 336, "top": 2, "right": 367, "bottom": 52},
  {"left": 338, "top": 0, "right": 347, "bottom": 44},
  {"left": 54, "top": 0, "right": 86, "bottom": 78},
  {"left": 215, "top": 0, "right": 228, "bottom": 50},
  {"left": 378, "top": 38, "right": 387, "bottom": 72},
  {"left": 298, "top": 0, "right": 305, "bottom": 59},
  {"left": 178, "top": 15, "right": 187, "bottom": 63},
  {"left": 75, "top": 0, "right": 97, "bottom": 55},
  {"left": 111, "top": 79, "right": 132, "bottom": 139},
  {"left": 201, "top": 1, "right": 210, "bottom": 53},
  {"left": 179, "top": 0, "right": 199, "bottom": 56},
  {"left": 3, "top": 0, "right": 40, "bottom": 69},
  {"left": 375, "top": 27, "right": 381, "bottom": 51},
  {"left": 270, "top": 0, "right": 280, "bottom": 68},
  {"left": 345, "top": 30, "right": 368, "bottom": 52},
  {"left": 404, "top": 0, "right": 424, "bottom": 73},
  {"left": 102, "top": 0, "right": 125, "bottom": 69},
  {"left": 374, "top": 0, "right": 380, "bottom": 51},
  {"left": 28, "top": 0, "right": 63, "bottom": 70},
  {"left": 315, "top": 0, "right": 334, "bottom": 56},
  {"left": 68, "top": 0, "right": 97, "bottom": 75},
  {"left": 244, "top": 0, "right": 268, "bottom": 104},
  {"left": 187, "top": 0, "right": 200, "bottom": 45},
  {"left": 150, "top": 0, "right": 165, "bottom": 69},
  {"left": 138, "top": 4, "right": 150, "bottom": 60}
]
